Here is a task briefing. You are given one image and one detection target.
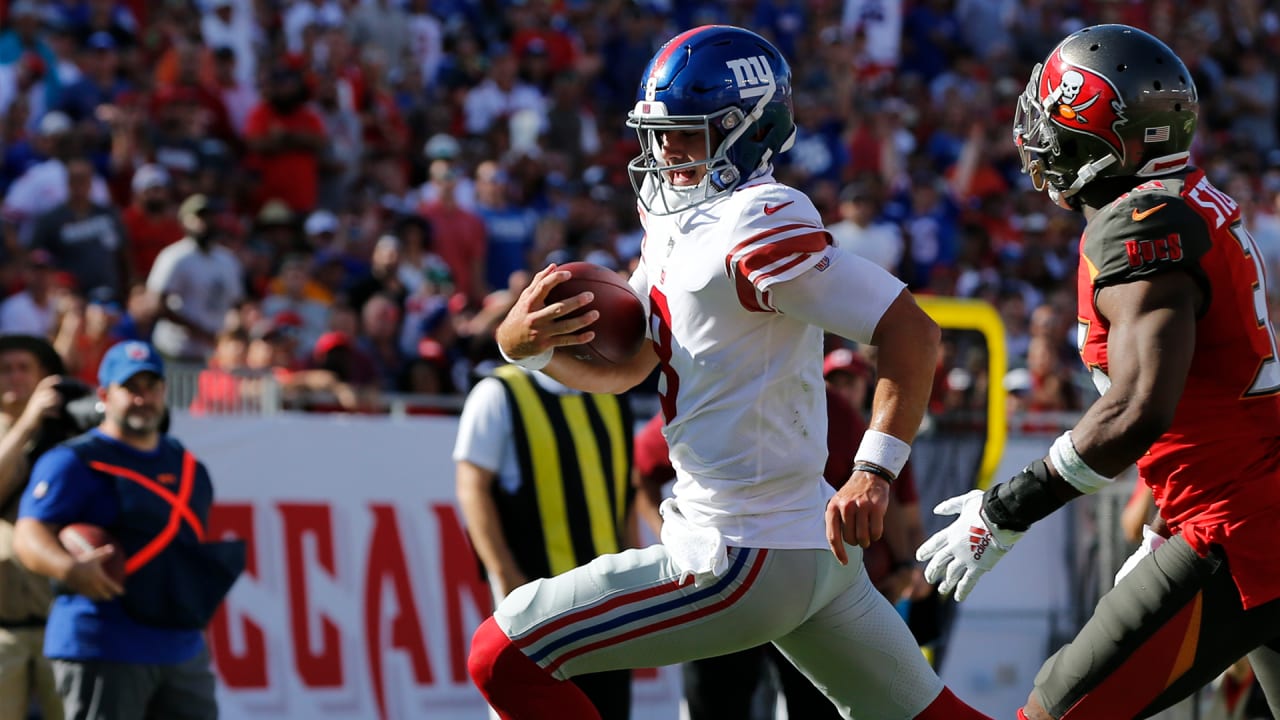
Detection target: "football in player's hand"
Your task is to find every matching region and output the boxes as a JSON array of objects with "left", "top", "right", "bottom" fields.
[
  {"left": 58, "top": 523, "right": 126, "bottom": 585},
  {"left": 545, "top": 262, "right": 647, "bottom": 365}
]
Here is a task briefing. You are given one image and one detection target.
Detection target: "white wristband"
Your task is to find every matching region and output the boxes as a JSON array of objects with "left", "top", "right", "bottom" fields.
[
  {"left": 499, "top": 344, "right": 553, "bottom": 371},
  {"left": 854, "top": 430, "right": 911, "bottom": 478},
  {"left": 1048, "top": 431, "right": 1113, "bottom": 494}
]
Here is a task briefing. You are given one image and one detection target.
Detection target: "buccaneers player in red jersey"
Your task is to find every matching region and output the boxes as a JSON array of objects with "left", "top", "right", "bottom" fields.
[{"left": 916, "top": 24, "right": 1280, "bottom": 720}]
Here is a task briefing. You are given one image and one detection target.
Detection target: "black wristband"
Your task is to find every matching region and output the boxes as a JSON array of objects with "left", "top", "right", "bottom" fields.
[
  {"left": 982, "top": 458, "right": 1066, "bottom": 532},
  {"left": 852, "top": 462, "right": 895, "bottom": 486}
]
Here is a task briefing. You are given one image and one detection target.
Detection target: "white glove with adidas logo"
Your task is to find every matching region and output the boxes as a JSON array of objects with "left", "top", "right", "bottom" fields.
[{"left": 915, "top": 489, "right": 1025, "bottom": 602}]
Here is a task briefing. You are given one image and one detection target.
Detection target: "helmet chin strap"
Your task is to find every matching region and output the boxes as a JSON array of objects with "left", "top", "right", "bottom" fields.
[{"left": 1052, "top": 154, "right": 1118, "bottom": 209}]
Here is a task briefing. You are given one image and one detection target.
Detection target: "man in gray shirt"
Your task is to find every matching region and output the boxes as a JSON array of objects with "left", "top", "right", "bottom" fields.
[{"left": 31, "top": 157, "right": 131, "bottom": 299}]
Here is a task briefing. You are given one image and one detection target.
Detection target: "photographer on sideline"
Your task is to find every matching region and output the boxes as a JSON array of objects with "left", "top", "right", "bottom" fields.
[{"left": 0, "top": 335, "right": 70, "bottom": 720}]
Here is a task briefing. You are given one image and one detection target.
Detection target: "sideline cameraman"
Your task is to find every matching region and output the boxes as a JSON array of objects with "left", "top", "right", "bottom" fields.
[{"left": 0, "top": 335, "right": 69, "bottom": 720}]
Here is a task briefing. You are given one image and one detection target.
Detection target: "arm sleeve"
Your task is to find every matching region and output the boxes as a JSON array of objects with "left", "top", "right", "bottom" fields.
[
  {"left": 769, "top": 247, "right": 906, "bottom": 345},
  {"left": 451, "top": 377, "right": 513, "bottom": 474},
  {"left": 632, "top": 413, "right": 673, "bottom": 486},
  {"left": 18, "top": 446, "right": 95, "bottom": 524},
  {"left": 724, "top": 189, "right": 832, "bottom": 312},
  {"left": 146, "top": 247, "right": 179, "bottom": 295}
]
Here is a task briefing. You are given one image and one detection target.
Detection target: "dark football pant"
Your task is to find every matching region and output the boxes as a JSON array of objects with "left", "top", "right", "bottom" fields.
[
  {"left": 682, "top": 643, "right": 841, "bottom": 720},
  {"left": 570, "top": 669, "right": 632, "bottom": 720},
  {"left": 1033, "top": 534, "right": 1280, "bottom": 719}
]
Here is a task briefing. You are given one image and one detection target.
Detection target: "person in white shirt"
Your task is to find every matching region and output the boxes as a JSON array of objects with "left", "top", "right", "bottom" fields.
[
  {"left": 467, "top": 26, "right": 989, "bottom": 720},
  {"left": 828, "top": 182, "right": 905, "bottom": 275},
  {"left": 462, "top": 49, "right": 546, "bottom": 137},
  {"left": 145, "top": 195, "right": 243, "bottom": 364},
  {"left": 2, "top": 114, "right": 111, "bottom": 248},
  {"left": 200, "top": 0, "right": 258, "bottom": 87},
  {"left": 0, "top": 250, "right": 59, "bottom": 336}
]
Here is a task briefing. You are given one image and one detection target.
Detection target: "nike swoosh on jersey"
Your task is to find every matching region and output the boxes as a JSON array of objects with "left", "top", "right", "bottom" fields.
[
  {"left": 763, "top": 201, "right": 795, "bottom": 215},
  {"left": 1131, "top": 203, "right": 1168, "bottom": 221}
]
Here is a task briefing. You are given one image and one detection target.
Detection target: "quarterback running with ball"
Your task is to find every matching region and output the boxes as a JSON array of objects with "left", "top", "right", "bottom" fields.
[{"left": 467, "top": 25, "right": 990, "bottom": 720}]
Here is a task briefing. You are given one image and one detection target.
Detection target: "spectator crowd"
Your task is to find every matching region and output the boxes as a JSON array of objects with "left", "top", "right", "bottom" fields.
[{"left": 1, "top": 0, "right": 1279, "bottom": 415}]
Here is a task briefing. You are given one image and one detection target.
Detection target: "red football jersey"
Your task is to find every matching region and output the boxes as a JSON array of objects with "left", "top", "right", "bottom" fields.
[{"left": 1076, "top": 168, "right": 1280, "bottom": 608}]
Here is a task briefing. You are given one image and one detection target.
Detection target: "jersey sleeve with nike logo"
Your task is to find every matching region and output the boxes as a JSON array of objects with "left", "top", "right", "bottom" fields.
[
  {"left": 723, "top": 184, "right": 832, "bottom": 312},
  {"left": 1083, "top": 184, "right": 1213, "bottom": 289}
]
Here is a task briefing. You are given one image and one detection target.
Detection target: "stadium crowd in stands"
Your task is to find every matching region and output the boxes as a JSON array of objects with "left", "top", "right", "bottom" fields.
[{"left": 1, "top": 0, "right": 1279, "bottom": 413}]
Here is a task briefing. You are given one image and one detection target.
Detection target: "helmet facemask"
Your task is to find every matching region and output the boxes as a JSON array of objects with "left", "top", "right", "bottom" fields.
[
  {"left": 1012, "top": 64, "right": 1117, "bottom": 210},
  {"left": 626, "top": 96, "right": 793, "bottom": 216}
]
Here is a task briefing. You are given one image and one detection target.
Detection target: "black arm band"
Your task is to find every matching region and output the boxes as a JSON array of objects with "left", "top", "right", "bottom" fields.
[
  {"left": 852, "top": 462, "right": 894, "bottom": 485},
  {"left": 981, "top": 458, "right": 1067, "bottom": 532}
]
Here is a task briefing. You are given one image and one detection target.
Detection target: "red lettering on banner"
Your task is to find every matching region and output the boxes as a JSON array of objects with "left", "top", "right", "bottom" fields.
[
  {"left": 207, "top": 503, "right": 267, "bottom": 689},
  {"left": 280, "top": 503, "right": 344, "bottom": 687},
  {"left": 365, "top": 504, "right": 433, "bottom": 720},
  {"left": 430, "top": 503, "right": 492, "bottom": 682}
]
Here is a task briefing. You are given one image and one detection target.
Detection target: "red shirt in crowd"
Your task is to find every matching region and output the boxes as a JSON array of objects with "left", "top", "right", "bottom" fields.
[
  {"left": 418, "top": 201, "right": 487, "bottom": 302},
  {"left": 121, "top": 205, "right": 184, "bottom": 278},
  {"left": 243, "top": 101, "right": 326, "bottom": 213}
]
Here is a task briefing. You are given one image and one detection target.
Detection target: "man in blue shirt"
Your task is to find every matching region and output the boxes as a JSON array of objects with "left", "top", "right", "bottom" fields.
[{"left": 13, "top": 340, "right": 230, "bottom": 720}]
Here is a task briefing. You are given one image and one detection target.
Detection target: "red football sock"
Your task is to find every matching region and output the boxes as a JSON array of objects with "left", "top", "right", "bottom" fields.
[
  {"left": 914, "top": 686, "right": 993, "bottom": 720},
  {"left": 468, "top": 616, "right": 602, "bottom": 720}
]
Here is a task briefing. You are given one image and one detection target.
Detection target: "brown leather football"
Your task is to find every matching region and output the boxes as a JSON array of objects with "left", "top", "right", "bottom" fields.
[
  {"left": 544, "top": 262, "right": 648, "bottom": 365},
  {"left": 58, "top": 523, "right": 126, "bottom": 585}
]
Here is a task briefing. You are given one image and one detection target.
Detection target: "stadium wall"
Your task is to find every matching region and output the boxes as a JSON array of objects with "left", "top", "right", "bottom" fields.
[{"left": 171, "top": 412, "right": 681, "bottom": 720}]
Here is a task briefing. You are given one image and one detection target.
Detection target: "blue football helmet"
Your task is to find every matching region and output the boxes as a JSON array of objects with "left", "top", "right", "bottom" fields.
[{"left": 627, "top": 25, "right": 796, "bottom": 215}]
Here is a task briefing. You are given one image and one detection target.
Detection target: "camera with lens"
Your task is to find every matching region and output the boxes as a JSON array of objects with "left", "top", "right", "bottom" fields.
[{"left": 27, "top": 379, "right": 105, "bottom": 462}]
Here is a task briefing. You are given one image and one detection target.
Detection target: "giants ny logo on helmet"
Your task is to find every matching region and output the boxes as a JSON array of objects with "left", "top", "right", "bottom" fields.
[
  {"left": 1039, "top": 47, "right": 1129, "bottom": 164},
  {"left": 725, "top": 56, "right": 774, "bottom": 99}
]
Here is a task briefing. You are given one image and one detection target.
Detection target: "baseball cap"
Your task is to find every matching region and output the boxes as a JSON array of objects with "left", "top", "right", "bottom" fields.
[
  {"left": 98, "top": 340, "right": 165, "bottom": 387},
  {"left": 257, "top": 199, "right": 293, "bottom": 226},
  {"left": 87, "top": 32, "right": 117, "bottom": 51},
  {"left": 9, "top": 0, "right": 41, "bottom": 19},
  {"left": 840, "top": 182, "right": 875, "bottom": 204},
  {"left": 0, "top": 334, "right": 65, "bottom": 374},
  {"left": 823, "top": 348, "right": 872, "bottom": 380},
  {"left": 304, "top": 209, "right": 338, "bottom": 236},
  {"left": 178, "top": 193, "right": 214, "bottom": 222},
  {"left": 131, "top": 164, "right": 171, "bottom": 193},
  {"left": 313, "top": 331, "right": 352, "bottom": 361},
  {"left": 423, "top": 133, "right": 461, "bottom": 161},
  {"left": 27, "top": 248, "right": 54, "bottom": 267},
  {"left": 38, "top": 111, "right": 72, "bottom": 137}
]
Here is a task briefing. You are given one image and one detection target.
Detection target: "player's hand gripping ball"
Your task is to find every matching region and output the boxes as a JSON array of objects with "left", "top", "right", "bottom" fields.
[
  {"left": 58, "top": 522, "right": 127, "bottom": 586},
  {"left": 545, "top": 262, "right": 647, "bottom": 365}
]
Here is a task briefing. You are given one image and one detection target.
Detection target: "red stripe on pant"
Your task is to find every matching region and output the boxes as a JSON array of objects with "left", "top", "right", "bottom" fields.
[
  {"left": 543, "top": 548, "right": 769, "bottom": 675},
  {"left": 1060, "top": 592, "right": 1204, "bottom": 719},
  {"left": 469, "top": 616, "right": 601, "bottom": 720}
]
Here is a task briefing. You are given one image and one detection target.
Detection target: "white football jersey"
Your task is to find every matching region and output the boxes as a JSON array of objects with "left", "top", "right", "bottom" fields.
[{"left": 629, "top": 173, "right": 842, "bottom": 550}]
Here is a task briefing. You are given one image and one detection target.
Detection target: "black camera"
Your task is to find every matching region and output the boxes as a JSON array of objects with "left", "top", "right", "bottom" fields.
[{"left": 27, "top": 380, "right": 103, "bottom": 462}]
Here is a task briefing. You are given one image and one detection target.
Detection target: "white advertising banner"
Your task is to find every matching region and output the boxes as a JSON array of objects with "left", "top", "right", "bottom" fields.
[{"left": 170, "top": 413, "right": 680, "bottom": 720}]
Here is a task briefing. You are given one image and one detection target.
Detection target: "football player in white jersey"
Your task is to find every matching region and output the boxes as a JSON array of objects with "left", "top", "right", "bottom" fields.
[{"left": 467, "top": 25, "right": 991, "bottom": 720}]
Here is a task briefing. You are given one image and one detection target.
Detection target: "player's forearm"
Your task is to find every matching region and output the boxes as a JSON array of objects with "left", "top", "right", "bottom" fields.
[
  {"left": 13, "top": 518, "right": 74, "bottom": 581},
  {"left": 0, "top": 417, "right": 39, "bottom": 504},
  {"left": 867, "top": 293, "right": 940, "bottom": 443},
  {"left": 455, "top": 465, "right": 523, "bottom": 581},
  {"left": 541, "top": 342, "right": 659, "bottom": 395},
  {"left": 632, "top": 475, "right": 665, "bottom": 538}
]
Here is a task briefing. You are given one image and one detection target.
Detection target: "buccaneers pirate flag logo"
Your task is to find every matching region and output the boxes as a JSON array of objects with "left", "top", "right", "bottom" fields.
[{"left": 1039, "top": 47, "right": 1129, "bottom": 163}]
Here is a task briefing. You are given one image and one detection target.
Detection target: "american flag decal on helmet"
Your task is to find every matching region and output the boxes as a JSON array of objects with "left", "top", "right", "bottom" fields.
[{"left": 1144, "top": 126, "right": 1171, "bottom": 143}]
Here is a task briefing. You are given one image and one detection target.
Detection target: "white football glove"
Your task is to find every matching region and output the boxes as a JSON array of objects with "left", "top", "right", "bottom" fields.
[
  {"left": 915, "top": 489, "right": 1025, "bottom": 602},
  {"left": 1113, "top": 525, "right": 1166, "bottom": 587}
]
